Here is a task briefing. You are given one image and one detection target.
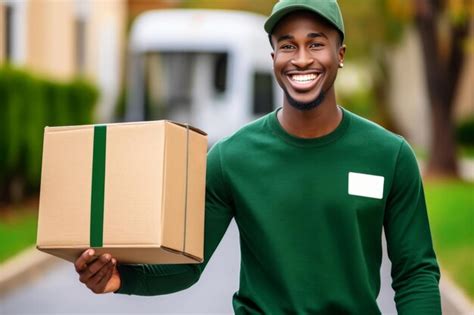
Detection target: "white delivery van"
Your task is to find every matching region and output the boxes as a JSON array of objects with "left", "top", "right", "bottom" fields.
[{"left": 126, "top": 9, "right": 282, "bottom": 144}]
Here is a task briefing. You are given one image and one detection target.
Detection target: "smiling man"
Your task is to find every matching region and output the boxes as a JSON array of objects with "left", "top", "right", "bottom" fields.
[{"left": 74, "top": 1, "right": 442, "bottom": 314}]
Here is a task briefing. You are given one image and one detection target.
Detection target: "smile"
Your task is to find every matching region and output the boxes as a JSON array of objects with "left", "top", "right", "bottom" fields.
[
  {"left": 285, "top": 71, "right": 322, "bottom": 91},
  {"left": 290, "top": 73, "right": 318, "bottom": 83}
]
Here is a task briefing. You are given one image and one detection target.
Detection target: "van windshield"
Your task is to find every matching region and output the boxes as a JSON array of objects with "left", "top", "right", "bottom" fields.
[{"left": 143, "top": 52, "right": 228, "bottom": 122}]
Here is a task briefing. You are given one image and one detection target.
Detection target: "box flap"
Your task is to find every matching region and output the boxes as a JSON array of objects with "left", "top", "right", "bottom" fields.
[
  {"left": 182, "top": 129, "right": 207, "bottom": 259},
  {"left": 37, "top": 245, "right": 202, "bottom": 264},
  {"left": 45, "top": 120, "right": 207, "bottom": 136},
  {"left": 161, "top": 122, "right": 206, "bottom": 260},
  {"left": 165, "top": 121, "right": 207, "bottom": 136},
  {"left": 161, "top": 123, "right": 187, "bottom": 252}
]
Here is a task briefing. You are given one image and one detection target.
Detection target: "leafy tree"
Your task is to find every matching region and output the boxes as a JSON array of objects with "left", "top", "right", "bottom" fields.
[{"left": 411, "top": 0, "right": 472, "bottom": 177}]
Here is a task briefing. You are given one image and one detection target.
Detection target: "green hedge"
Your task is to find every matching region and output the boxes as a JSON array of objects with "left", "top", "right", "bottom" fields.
[
  {"left": 456, "top": 117, "right": 474, "bottom": 147},
  {"left": 0, "top": 65, "right": 99, "bottom": 202}
]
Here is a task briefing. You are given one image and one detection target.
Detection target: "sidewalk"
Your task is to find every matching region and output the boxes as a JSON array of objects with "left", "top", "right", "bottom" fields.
[
  {"left": 0, "top": 246, "right": 59, "bottom": 296},
  {"left": 440, "top": 273, "right": 474, "bottom": 315}
]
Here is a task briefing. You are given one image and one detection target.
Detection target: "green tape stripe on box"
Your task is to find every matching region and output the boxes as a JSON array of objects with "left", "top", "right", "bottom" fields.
[{"left": 90, "top": 125, "right": 107, "bottom": 247}]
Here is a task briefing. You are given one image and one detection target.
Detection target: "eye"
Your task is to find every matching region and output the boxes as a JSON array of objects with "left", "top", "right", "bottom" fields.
[
  {"left": 309, "top": 42, "right": 324, "bottom": 49},
  {"left": 280, "top": 44, "right": 295, "bottom": 51}
]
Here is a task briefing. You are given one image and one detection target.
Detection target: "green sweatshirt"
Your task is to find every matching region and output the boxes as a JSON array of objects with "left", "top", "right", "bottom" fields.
[{"left": 117, "top": 108, "right": 441, "bottom": 314}]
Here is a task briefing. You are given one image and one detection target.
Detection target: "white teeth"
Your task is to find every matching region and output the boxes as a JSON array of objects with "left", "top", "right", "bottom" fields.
[{"left": 291, "top": 74, "right": 318, "bottom": 83}]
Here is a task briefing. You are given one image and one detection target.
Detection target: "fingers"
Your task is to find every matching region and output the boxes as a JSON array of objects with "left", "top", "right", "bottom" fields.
[
  {"left": 91, "top": 259, "right": 116, "bottom": 293},
  {"left": 74, "top": 249, "right": 96, "bottom": 273},
  {"left": 78, "top": 253, "right": 112, "bottom": 284},
  {"left": 75, "top": 250, "right": 120, "bottom": 294}
]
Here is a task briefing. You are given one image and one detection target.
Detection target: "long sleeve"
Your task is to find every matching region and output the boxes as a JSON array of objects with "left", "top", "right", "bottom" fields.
[
  {"left": 384, "top": 140, "right": 441, "bottom": 314},
  {"left": 116, "top": 142, "right": 234, "bottom": 296}
]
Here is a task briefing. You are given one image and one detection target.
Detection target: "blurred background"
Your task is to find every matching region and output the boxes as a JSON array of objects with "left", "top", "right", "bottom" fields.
[{"left": 0, "top": 0, "right": 472, "bottom": 314}]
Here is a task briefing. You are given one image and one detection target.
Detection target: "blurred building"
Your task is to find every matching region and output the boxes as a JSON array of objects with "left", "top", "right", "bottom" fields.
[
  {"left": 0, "top": 0, "right": 127, "bottom": 123},
  {"left": 128, "top": 0, "right": 181, "bottom": 20}
]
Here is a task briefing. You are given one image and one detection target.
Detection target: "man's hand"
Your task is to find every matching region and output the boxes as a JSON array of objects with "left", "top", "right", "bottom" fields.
[{"left": 74, "top": 249, "right": 121, "bottom": 294}]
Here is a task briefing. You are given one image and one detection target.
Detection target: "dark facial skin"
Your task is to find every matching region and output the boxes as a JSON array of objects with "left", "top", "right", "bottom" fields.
[{"left": 271, "top": 11, "right": 346, "bottom": 138}]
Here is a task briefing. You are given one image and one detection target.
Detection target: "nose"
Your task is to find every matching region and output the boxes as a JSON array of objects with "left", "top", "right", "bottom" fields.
[{"left": 291, "top": 49, "right": 314, "bottom": 69}]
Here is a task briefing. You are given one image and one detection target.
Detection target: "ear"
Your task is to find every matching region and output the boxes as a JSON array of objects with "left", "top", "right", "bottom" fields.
[
  {"left": 338, "top": 44, "right": 346, "bottom": 64},
  {"left": 271, "top": 52, "right": 275, "bottom": 61}
]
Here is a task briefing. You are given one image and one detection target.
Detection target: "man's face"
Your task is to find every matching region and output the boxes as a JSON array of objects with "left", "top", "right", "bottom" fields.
[{"left": 271, "top": 11, "right": 345, "bottom": 111}]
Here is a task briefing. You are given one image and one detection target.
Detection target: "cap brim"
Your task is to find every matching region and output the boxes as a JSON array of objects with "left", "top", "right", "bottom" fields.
[{"left": 264, "top": 4, "right": 338, "bottom": 36}]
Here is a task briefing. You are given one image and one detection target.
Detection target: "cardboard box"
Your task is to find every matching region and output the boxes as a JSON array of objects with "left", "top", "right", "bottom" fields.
[{"left": 37, "top": 121, "right": 207, "bottom": 264}]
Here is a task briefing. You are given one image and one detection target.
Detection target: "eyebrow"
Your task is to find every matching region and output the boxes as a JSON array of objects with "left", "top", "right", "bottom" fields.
[
  {"left": 307, "top": 32, "right": 328, "bottom": 39},
  {"left": 277, "top": 34, "right": 294, "bottom": 43},
  {"left": 277, "top": 32, "right": 328, "bottom": 43}
]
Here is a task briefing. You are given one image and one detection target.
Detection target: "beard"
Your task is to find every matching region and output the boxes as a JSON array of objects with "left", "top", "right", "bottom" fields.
[
  {"left": 282, "top": 72, "right": 338, "bottom": 111},
  {"left": 284, "top": 89, "right": 326, "bottom": 111}
]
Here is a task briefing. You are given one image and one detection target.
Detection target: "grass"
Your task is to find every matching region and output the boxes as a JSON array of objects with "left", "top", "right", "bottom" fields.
[
  {"left": 424, "top": 180, "right": 474, "bottom": 299},
  {"left": 459, "top": 146, "right": 474, "bottom": 159},
  {"left": 0, "top": 206, "right": 38, "bottom": 263}
]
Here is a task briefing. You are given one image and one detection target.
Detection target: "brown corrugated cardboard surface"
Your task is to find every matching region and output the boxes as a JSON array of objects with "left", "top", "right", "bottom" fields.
[
  {"left": 184, "top": 130, "right": 207, "bottom": 260},
  {"left": 103, "top": 123, "right": 165, "bottom": 246},
  {"left": 161, "top": 123, "right": 187, "bottom": 253},
  {"left": 37, "top": 128, "right": 93, "bottom": 247},
  {"left": 37, "top": 121, "right": 207, "bottom": 265}
]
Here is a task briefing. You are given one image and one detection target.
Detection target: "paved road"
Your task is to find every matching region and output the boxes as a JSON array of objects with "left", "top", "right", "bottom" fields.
[{"left": 0, "top": 221, "right": 397, "bottom": 315}]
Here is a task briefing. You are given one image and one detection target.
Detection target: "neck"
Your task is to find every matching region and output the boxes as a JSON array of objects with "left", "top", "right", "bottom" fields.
[{"left": 277, "top": 91, "right": 342, "bottom": 139}]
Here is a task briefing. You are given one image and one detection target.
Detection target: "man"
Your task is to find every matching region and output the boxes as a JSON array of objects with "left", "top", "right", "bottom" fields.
[{"left": 75, "top": 0, "right": 442, "bottom": 313}]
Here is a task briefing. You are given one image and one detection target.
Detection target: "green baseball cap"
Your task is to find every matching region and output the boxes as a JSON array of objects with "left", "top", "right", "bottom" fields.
[{"left": 264, "top": 0, "right": 345, "bottom": 42}]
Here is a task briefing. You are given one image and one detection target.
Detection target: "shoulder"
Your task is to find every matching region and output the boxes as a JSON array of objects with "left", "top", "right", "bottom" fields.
[
  {"left": 342, "top": 108, "right": 420, "bottom": 174},
  {"left": 206, "top": 113, "right": 272, "bottom": 190},
  {"left": 210, "top": 111, "right": 272, "bottom": 153},
  {"left": 346, "top": 109, "right": 402, "bottom": 143},
  {"left": 343, "top": 108, "right": 406, "bottom": 152}
]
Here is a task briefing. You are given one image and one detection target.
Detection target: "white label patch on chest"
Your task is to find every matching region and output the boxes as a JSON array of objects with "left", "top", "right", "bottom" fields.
[{"left": 348, "top": 172, "right": 385, "bottom": 199}]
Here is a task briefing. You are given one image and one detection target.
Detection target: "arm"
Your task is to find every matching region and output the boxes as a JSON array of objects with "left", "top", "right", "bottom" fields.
[
  {"left": 384, "top": 140, "right": 441, "bottom": 315},
  {"left": 115, "top": 141, "right": 235, "bottom": 295}
]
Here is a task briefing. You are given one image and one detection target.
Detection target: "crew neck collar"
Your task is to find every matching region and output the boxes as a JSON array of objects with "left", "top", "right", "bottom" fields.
[{"left": 268, "top": 106, "right": 351, "bottom": 147}]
